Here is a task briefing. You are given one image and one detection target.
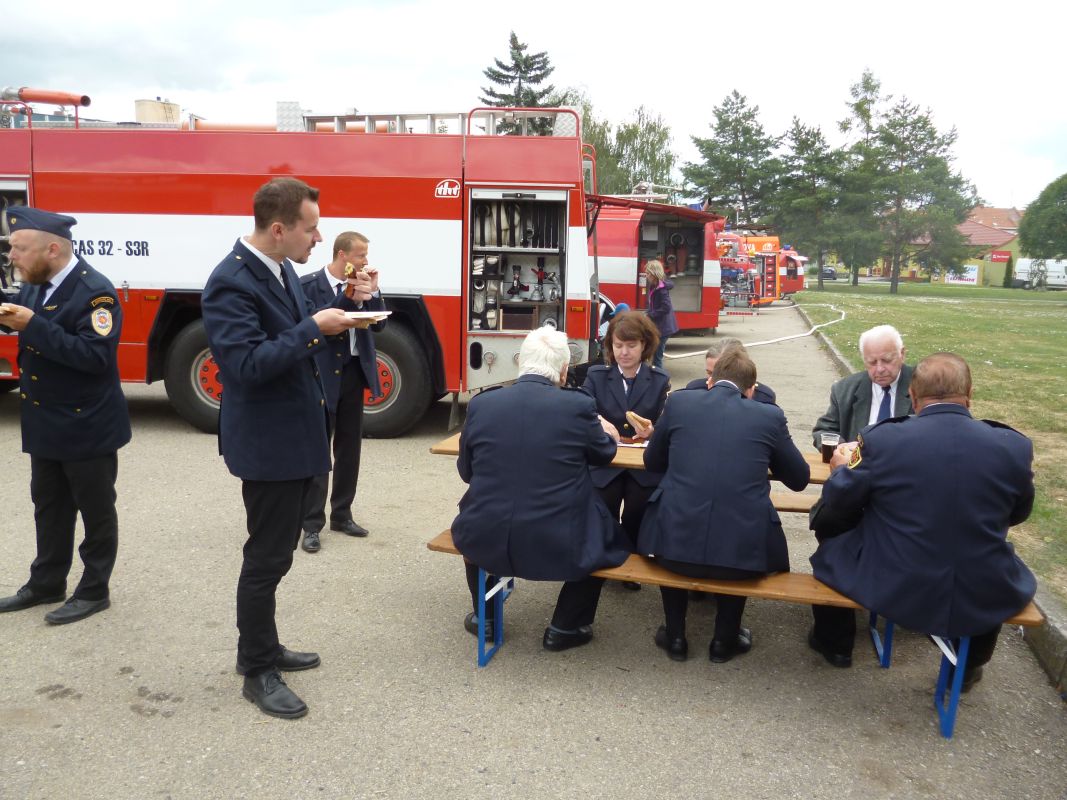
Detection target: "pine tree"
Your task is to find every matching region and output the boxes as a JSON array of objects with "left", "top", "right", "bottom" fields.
[
  {"left": 682, "top": 91, "right": 779, "bottom": 223},
  {"left": 480, "top": 32, "right": 556, "bottom": 134}
]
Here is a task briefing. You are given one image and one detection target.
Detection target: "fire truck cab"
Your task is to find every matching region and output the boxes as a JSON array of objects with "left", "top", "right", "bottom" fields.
[{"left": 0, "top": 94, "right": 597, "bottom": 436}]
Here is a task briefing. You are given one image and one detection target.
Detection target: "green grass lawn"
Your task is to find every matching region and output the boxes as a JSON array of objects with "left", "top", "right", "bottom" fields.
[{"left": 797, "top": 281, "right": 1067, "bottom": 600}]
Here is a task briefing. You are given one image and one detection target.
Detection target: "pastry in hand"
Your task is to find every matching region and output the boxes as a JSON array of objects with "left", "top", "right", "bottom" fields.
[{"left": 625, "top": 410, "right": 651, "bottom": 432}]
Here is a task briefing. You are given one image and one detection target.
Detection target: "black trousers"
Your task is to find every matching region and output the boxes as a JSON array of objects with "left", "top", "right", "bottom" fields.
[
  {"left": 811, "top": 605, "right": 1002, "bottom": 670},
  {"left": 237, "top": 478, "right": 315, "bottom": 676},
  {"left": 28, "top": 453, "right": 119, "bottom": 601},
  {"left": 656, "top": 557, "right": 762, "bottom": 641},
  {"left": 303, "top": 362, "right": 366, "bottom": 532},
  {"left": 464, "top": 562, "right": 606, "bottom": 631},
  {"left": 598, "top": 471, "right": 654, "bottom": 551}
]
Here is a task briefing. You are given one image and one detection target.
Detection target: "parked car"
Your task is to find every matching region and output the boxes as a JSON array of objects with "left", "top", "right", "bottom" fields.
[{"left": 820, "top": 266, "right": 837, "bottom": 280}]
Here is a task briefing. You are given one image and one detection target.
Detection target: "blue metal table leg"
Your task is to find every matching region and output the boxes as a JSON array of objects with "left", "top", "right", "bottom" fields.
[
  {"left": 868, "top": 612, "right": 894, "bottom": 668},
  {"left": 933, "top": 635, "right": 970, "bottom": 739},
  {"left": 476, "top": 568, "right": 513, "bottom": 668}
]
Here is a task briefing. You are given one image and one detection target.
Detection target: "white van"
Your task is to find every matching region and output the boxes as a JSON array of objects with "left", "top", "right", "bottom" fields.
[{"left": 1015, "top": 258, "right": 1067, "bottom": 290}]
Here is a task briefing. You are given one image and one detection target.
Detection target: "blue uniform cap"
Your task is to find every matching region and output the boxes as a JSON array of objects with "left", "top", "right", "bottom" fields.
[{"left": 5, "top": 206, "right": 77, "bottom": 240}]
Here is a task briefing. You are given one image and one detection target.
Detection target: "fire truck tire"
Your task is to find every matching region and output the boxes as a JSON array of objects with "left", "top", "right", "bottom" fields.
[
  {"left": 164, "top": 320, "right": 221, "bottom": 434},
  {"left": 363, "top": 323, "right": 432, "bottom": 438},
  {"left": 0, "top": 378, "right": 17, "bottom": 393}
]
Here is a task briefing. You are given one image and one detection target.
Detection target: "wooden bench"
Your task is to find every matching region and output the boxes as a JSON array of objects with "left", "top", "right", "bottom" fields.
[{"left": 428, "top": 529, "right": 1044, "bottom": 738}]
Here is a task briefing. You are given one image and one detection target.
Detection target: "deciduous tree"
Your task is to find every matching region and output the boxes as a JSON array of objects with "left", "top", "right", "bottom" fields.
[{"left": 1019, "top": 173, "right": 1067, "bottom": 259}]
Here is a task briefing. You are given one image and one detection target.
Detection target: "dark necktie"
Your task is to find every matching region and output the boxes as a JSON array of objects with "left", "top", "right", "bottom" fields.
[
  {"left": 335, "top": 282, "right": 344, "bottom": 297},
  {"left": 622, "top": 375, "right": 635, "bottom": 395},
  {"left": 33, "top": 282, "right": 53, "bottom": 312},
  {"left": 877, "top": 386, "right": 892, "bottom": 422}
]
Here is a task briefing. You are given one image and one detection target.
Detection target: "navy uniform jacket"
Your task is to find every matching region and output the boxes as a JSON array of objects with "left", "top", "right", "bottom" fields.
[
  {"left": 637, "top": 382, "right": 809, "bottom": 572},
  {"left": 811, "top": 365, "right": 913, "bottom": 448},
  {"left": 299, "top": 268, "right": 387, "bottom": 408},
  {"left": 202, "top": 240, "right": 354, "bottom": 482},
  {"left": 4, "top": 258, "right": 130, "bottom": 460},
  {"left": 582, "top": 363, "right": 670, "bottom": 488},
  {"left": 810, "top": 404, "right": 1036, "bottom": 637},
  {"left": 684, "top": 377, "right": 777, "bottom": 405},
  {"left": 452, "top": 375, "right": 630, "bottom": 581}
]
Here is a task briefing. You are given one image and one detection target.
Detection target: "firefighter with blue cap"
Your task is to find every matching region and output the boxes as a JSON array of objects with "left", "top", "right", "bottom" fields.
[{"left": 0, "top": 206, "right": 131, "bottom": 624}]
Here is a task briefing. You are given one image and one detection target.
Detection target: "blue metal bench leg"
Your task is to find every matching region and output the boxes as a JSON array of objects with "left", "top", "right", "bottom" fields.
[
  {"left": 868, "top": 612, "right": 894, "bottom": 668},
  {"left": 476, "top": 568, "right": 513, "bottom": 668},
  {"left": 933, "top": 635, "right": 971, "bottom": 739}
]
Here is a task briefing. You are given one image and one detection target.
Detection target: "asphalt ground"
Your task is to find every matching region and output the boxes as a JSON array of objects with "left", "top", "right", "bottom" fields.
[{"left": 1, "top": 305, "right": 1065, "bottom": 800}]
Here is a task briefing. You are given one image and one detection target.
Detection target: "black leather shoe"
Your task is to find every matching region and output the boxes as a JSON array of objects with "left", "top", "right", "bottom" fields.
[
  {"left": 242, "top": 669, "right": 308, "bottom": 719},
  {"left": 709, "top": 627, "right": 753, "bottom": 663},
  {"left": 276, "top": 647, "right": 321, "bottom": 672},
  {"left": 301, "top": 530, "right": 321, "bottom": 553},
  {"left": 463, "top": 612, "right": 494, "bottom": 639},
  {"left": 44, "top": 597, "right": 110, "bottom": 625},
  {"left": 0, "top": 586, "right": 66, "bottom": 613},
  {"left": 654, "top": 625, "right": 688, "bottom": 661},
  {"left": 961, "top": 665, "right": 983, "bottom": 693},
  {"left": 808, "top": 628, "right": 852, "bottom": 668},
  {"left": 330, "top": 519, "right": 369, "bottom": 537},
  {"left": 542, "top": 626, "right": 594, "bottom": 652}
]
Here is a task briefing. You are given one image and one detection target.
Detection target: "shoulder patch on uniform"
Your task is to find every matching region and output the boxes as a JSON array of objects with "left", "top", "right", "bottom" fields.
[
  {"left": 91, "top": 307, "right": 113, "bottom": 336},
  {"left": 90, "top": 295, "right": 115, "bottom": 307},
  {"left": 981, "top": 419, "right": 1022, "bottom": 433}
]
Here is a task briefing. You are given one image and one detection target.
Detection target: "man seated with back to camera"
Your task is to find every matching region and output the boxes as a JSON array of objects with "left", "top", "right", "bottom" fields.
[
  {"left": 683, "top": 337, "right": 777, "bottom": 404},
  {"left": 637, "top": 349, "right": 809, "bottom": 663},
  {"left": 451, "top": 328, "right": 630, "bottom": 652},
  {"left": 807, "top": 352, "right": 1036, "bottom": 688}
]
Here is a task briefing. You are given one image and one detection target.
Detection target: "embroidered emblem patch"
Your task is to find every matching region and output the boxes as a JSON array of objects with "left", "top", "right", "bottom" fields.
[
  {"left": 90, "top": 295, "right": 115, "bottom": 307},
  {"left": 91, "top": 308, "right": 113, "bottom": 336}
]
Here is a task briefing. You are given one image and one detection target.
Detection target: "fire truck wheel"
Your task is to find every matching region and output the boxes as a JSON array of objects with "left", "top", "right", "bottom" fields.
[
  {"left": 363, "top": 323, "right": 432, "bottom": 438},
  {"left": 0, "top": 378, "right": 17, "bottom": 393},
  {"left": 164, "top": 320, "right": 221, "bottom": 434}
]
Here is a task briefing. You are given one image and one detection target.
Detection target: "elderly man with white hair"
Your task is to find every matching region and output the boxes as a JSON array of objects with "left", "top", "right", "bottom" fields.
[
  {"left": 811, "top": 324, "right": 913, "bottom": 449},
  {"left": 452, "top": 328, "right": 629, "bottom": 652}
]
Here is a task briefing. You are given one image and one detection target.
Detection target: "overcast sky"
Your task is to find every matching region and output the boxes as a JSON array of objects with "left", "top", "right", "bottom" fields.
[{"left": 5, "top": 0, "right": 1064, "bottom": 209}]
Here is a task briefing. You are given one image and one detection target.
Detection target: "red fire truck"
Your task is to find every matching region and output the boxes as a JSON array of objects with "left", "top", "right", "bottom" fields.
[
  {"left": 718, "top": 231, "right": 808, "bottom": 306},
  {"left": 0, "top": 89, "right": 599, "bottom": 436},
  {"left": 588, "top": 197, "right": 725, "bottom": 332}
]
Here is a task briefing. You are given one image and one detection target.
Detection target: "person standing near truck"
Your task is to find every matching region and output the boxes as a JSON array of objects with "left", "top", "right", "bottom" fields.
[
  {"left": 0, "top": 208, "right": 130, "bottom": 626},
  {"left": 645, "top": 260, "right": 678, "bottom": 368}
]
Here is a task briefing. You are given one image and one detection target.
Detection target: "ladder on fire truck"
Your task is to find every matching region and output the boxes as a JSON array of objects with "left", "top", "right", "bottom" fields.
[{"left": 298, "top": 107, "right": 580, "bottom": 137}]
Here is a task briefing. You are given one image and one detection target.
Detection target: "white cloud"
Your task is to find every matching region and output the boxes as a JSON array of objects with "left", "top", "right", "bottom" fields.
[{"left": 5, "top": 0, "right": 1065, "bottom": 206}]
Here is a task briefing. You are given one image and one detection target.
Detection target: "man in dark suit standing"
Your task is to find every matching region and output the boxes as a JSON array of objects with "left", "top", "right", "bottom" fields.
[
  {"left": 202, "top": 178, "right": 368, "bottom": 719},
  {"left": 638, "top": 349, "right": 809, "bottom": 663},
  {"left": 683, "top": 337, "right": 777, "bottom": 404},
  {"left": 453, "top": 328, "right": 630, "bottom": 651},
  {"left": 812, "top": 324, "right": 912, "bottom": 448},
  {"left": 0, "top": 208, "right": 131, "bottom": 624},
  {"left": 298, "top": 232, "right": 387, "bottom": 552},
  {"left": 808, "top": 353, "right": 1036, "bottom": 687}
]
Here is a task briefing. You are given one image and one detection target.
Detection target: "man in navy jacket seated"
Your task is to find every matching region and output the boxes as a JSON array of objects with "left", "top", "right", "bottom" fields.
[
  {"left": 452, "top": 328, "right": 630, "bottom": 652},
  {"left": 683, "top": 337, "right": 777, "bottom": 404},
  {"left": 638, "top": 349, "right": 809, "bottom": 663},
  {"left": 808, "top": 352, "right": 1036, "bottom": 686}
]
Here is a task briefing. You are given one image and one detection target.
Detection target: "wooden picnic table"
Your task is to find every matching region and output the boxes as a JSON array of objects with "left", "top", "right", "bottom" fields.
[
  {"left": 430, "top": 432, "right": 825, "bottom": 514},
  {"left": 430, "top": 431, "right": 832, "bottom": 484}
]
